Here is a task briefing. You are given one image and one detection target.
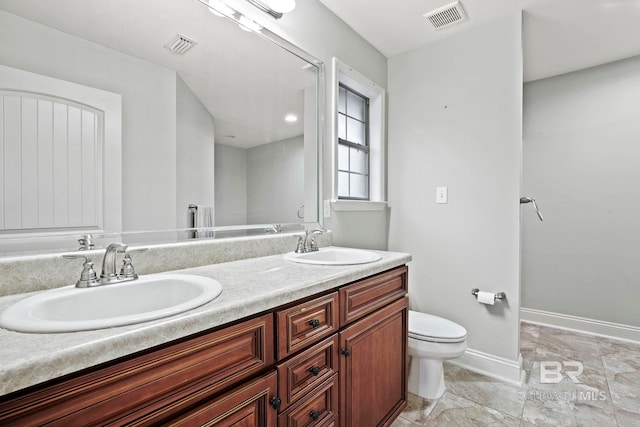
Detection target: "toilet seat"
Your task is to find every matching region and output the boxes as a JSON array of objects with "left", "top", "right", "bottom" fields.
[{"left": 408, "top": 310, "right": 467, "bottom": 343}]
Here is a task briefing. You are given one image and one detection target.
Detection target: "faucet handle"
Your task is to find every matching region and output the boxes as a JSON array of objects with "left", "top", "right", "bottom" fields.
[
  {"left": 119, "top": 248, "right": 148, "bottom": 279},
  {"left": 77, "top": 234, "right": 95, "bottom": 250},
  {"left": 303, "top": 228, "right": 325, "bottom": 252},
  {"left": 305, "top": 228, "right": 325, "bottom": 236},
  {"left": 265, "top": 224, "right": 283, "bottom": 234},
  {"left": 294, "top": 236, "right": 305, "bottom": 254},
  {"left": 309, "top": 236, "right": 319, "bottom": 252},
  {"left": 63, "top": 254, "right": 98, "bottom": 288}
]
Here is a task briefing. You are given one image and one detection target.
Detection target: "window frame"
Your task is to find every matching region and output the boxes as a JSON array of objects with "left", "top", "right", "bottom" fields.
[
  {"left": 330, "top": 58, "right": 387, "bottom": 211},
  {"left": 337, "top": 83, "right": 371, "bottom": 200}
]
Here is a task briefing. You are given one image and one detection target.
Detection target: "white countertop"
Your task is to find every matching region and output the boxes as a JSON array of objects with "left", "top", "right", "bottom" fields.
[{"left": 0, "top": 248, "right": 411, "bottom": 397}]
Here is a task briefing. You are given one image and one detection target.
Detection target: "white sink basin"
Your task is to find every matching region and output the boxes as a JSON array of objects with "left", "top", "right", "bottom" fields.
[
  {"left": 0, "top": 274, "right": 222, "bottom": 333},
  {"left": 284, "top": 246, "right": 382, "bottom": 265}
]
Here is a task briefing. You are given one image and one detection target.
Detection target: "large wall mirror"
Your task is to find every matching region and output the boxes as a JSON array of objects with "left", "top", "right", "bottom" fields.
[{"left": 0, "top": 0, "right": 322, "bottom": 255}]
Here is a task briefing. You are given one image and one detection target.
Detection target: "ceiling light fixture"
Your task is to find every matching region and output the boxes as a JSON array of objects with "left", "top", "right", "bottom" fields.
[
  {"left": 238, "top": 15, "right": 263, "bottom": 32},
  {"left": 266, "top": 0, "right": 296, "bottom": 13},
  {"left": 284, "top": 114, "right": 298, "bottom": 123},
  {"left": 245, "top": 0, "right": 295, "bottom": 19},
  {"left": 206, "top": 0, "right": 236, "bottom": 18}
]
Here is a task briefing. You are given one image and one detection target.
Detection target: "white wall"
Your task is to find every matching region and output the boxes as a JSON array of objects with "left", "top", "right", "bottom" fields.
[
  {"left": 0, "top": 10, "right": 177, "bottom": 232},
  {"left": 388, "top": 12, "right": 523, "bottom": 377},
  {"left": 215, "top": 137, "right": 304, "bottom": 226},
  {"left": 247, "top": 137, "right": 304, "bottom": 224},
  {"left": 330, "top": 208, "right": 389, "bottom": 250},
  {"left": 176, "top": 76, "right": 216, "bottom": 229},
  {"left": 262, "top": 2, "right": 387, "bottom": 88},
  {"left": 522, "top": 55, "right": 640, "bottom": 328},
  {"left": 215, "top": 144, "right": 247, "bottom": 226}
]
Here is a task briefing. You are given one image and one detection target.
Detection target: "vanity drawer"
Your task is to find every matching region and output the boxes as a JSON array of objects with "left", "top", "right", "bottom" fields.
[
  {"left": 339, "top": 266, "right": 408, "bottom": 326},
  {"left": 277, "top": 374, "right": 339, "bottom": 427},
  {"left": 277, "top": 292, "right": 338, "bottom": 360},
  {"left": 276, "top": 335, "right": 339, "bottom": 411},
  {"left": 0, "top": 314, "right": 274, "bottom": 426},
  {"left": 161, "top": 371, "right": 278, "bottom": 427},
  {"left": 318, "top": 415, "right": 338, "bottom": 427}
]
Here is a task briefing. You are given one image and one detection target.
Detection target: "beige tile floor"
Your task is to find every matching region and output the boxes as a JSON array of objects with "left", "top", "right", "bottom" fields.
[{"left": 393, "top": 322, "right": 640, "bottom": 426}]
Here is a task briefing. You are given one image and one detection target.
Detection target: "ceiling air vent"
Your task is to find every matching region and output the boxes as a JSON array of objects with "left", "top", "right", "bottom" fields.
[
  {"left": 423, "top": 1, "right": 467, "bottom": 30},
  {"left": 164, "top": 34, "right": 198, "bottom": 54}
]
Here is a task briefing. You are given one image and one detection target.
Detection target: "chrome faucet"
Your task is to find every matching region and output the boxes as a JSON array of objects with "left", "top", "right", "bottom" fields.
[
  {"left": 64, "top": 243, "right": 147, "bottom": 287},
  {"left": 295, "top": 228, "right": 325, "bottom": 253},
  {"left": 265, "top": 224, "right": 283, "bottom": 234},
  {"left": 101, "top": 243, "right": 128, "bottom": 281}
]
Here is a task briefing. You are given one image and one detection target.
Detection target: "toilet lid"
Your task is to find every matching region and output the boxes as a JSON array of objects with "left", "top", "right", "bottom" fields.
[{"left": 408, "top": 310, "right": 467, "bottom": 343}]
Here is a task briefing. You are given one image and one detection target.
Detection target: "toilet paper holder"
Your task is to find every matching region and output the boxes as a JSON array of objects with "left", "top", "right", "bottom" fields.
[{"left": 471, "top": 288, "right": 506, "bottom": 302}]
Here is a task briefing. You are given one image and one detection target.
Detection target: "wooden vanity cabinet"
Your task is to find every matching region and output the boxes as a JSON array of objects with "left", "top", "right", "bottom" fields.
[
  {"left": 339, "top": 297, "right": 408, "bottom": 427},
  {"left": 273, "top": 266, "right": 408, "bottom": 427},
  {"left": 337, "top": 267, "right": 409, "bottom": 426},
  {"left": 0, "top": 265, "right": 408, "bottom": 427},
  {"left": 164, "top": 371, "right": 278, "bottom": 427},
  {"left": 0, "top": 313, "right": 275, "bottom": 427}
]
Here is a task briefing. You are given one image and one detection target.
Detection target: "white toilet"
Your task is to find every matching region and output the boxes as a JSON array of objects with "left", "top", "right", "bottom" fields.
[{"left": 408, "top": 310, "right": 467, "bottom": 400}]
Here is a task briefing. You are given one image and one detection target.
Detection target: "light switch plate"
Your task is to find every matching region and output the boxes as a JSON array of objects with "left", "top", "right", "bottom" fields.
[
  {"left": 323, "top": 199, "right": 331, "bottom": 217},
  {"left": 436, "top": 187, "right": 448, "bottom": 204}
]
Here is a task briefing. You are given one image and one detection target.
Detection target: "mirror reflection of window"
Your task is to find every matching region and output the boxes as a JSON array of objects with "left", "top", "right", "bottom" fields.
[{"left": 337, "top": 84, "right": 370, "bottom": 200}]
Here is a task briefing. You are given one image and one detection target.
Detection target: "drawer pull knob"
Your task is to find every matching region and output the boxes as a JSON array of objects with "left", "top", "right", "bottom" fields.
[
  {"left": 309, "top": 366, "right": 321, "bottom": 376},
  {"left": 270, "top": 396, "right": 282, "bottom": 410},
  {"left": 341, "top": 348, "right": 350, "bottom": 356},
  {"left": 310, "top": 410, "right": 321, "bottom": 421},
  {"left": 309, "top": 319, "right": 321, "bottom": 329}
]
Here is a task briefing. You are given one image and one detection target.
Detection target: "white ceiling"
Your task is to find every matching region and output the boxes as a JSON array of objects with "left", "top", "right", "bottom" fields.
[
  {"left": 2, "top": 0, "right": 639, "bottom": 137},
  {"left": 0, "top": 0, "right": 314, "bottom": 148},
  {"left": 318, "top": 0, "right": 640, "bottom": 82}
]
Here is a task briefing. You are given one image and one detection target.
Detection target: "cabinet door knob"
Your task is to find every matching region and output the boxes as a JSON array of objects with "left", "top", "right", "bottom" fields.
[
  {"left": 309, "top": 366, "right": 321, "bottom": 376},
  {"left": 341, "top": 348, "right": 350, "bottom": 356},
  {"left": 309, "top": 410, "right": 321, "bottom": 421},
  {"left": 270, "top": 396, "right": 282, "bottom": 410},
  {"left": 309, "top": 319, "right": 321, "bottom": 329}
]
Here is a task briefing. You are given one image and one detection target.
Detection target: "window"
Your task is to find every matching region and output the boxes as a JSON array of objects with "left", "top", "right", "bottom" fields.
[
  {"left": 338, "top": 84, "right": 370, "bottom": 200},
  {"left": 331, "top": 58, "right": 386, "bottom": 210}
]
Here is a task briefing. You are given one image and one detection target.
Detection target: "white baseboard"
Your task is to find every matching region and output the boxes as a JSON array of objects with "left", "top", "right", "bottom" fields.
[
  {"left": 520, "top": 307, "right": 640, "bottom": 343},
  {"left": 448, "top": 348, "right": 525, "bottom": 386}
]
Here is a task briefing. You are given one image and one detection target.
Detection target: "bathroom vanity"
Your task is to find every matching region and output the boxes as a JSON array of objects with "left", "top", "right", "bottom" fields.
[{"left": 0, "top": 250, "right": 410, "bottom": 426}]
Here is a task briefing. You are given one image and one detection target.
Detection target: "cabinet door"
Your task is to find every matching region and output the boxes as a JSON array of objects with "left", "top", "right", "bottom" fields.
[
  {"left": 165, "top": 371, "right": 278, "bottom": 426},
  {"left": 339, "top": 297, "right": 408, "bottom": 427}
]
